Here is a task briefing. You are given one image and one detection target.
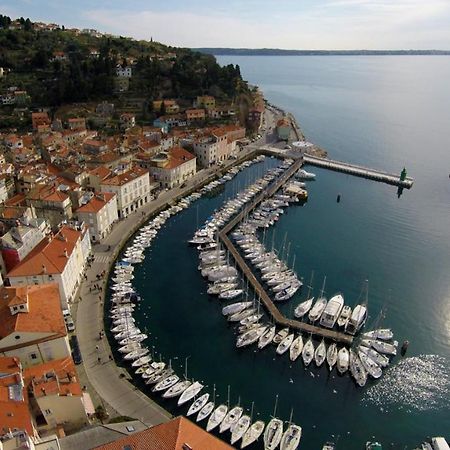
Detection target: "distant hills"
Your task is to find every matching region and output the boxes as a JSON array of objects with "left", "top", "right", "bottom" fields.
[{"left": 194, "top": 48, "right": 450, "bottom": 56}]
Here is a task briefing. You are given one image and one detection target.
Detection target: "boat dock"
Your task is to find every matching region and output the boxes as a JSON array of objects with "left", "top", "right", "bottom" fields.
[
  {"left": 303, "top": 154, "right": 414, "bottom": 188},
  {"left": 219, "top": 159, "right": 354, "bottom": 345}
]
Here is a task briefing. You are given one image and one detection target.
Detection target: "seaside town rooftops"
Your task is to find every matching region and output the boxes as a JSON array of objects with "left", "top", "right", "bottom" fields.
[
  {"left": 92, "top": 416, "right": 233, "bottom": 450},
  {"left": 6, "top": 225, "right": 87, "bottom": 278},
  {"left": 150, "top": 147, "right": 195, "bottom": 170},
  {"left": 0, "top": 284, "right": 66, "bottom": 339},
  {"left": 101, "top": 166, "right": 148, "bottom": 186},
  {"left": 0, "top": 399, "right": 34, "bottom": 437},
  {"left": 89, "top": 166, "right": 112, "bottom": 180},
  {"left": 76, "top": 192, "right": 116, "bottom": 214}
]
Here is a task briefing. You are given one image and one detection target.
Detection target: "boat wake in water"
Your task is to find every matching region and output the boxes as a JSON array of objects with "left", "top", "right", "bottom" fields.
[{"left": 363, "top": 355, "right": 450, "bottom": 412}]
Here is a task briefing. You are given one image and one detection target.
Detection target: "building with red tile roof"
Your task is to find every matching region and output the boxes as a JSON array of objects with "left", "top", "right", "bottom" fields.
[
  {"left": 92, "top": 416, "right": 233, "bottom": 450},
  {"left": 6, "top": 225, "right": 91, "bottom": 308}
]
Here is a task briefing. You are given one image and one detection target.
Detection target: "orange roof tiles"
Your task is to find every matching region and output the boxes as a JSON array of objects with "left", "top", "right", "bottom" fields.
[
  {"left": 7, "top": 226, "right": 85, "bottom": 278},
  {"left": 101, "top": 166, "right": 148, "bottom": 187},
  {"left": 0, "top": 399, "right": 34, "bottom": 436},
  {"left": 0, "top": 284, "right": 66, "bottom": 339},
  {"left": 93, "top": 416, "right": 233, "bottom": 450},
  {"left": 89, "top": 166, "right": 112, "bottom": 180},
  {"left": 163, "top": 147, "right": 195, "bottom": 170},
  {"left": 76, "top": 193, "right": 116, "bottom": 214}
]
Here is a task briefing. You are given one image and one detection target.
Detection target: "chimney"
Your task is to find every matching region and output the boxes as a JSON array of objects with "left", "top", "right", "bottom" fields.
[
  {"left": 41, "top": 387, "right": 46, "bottom": 396},
  {"left": 63, "top": 248, "right": 68, "bottom": 258},
  {"left": 42, "top": 264, "right": 47, "bottom": 274}
]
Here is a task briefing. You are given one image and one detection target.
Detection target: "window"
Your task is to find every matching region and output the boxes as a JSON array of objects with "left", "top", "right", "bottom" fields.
[
  {"left": 44, "top": 409, "right": 52, "bottom": 415},
  {"left": 15, "top": 335, "right": 21, "bottom": 340},
  {"left": 125, "top": 425, "right": 135, "bottom": 432},
  {"left": 30, "top": 353, "right": 38, "bottom": 360}
]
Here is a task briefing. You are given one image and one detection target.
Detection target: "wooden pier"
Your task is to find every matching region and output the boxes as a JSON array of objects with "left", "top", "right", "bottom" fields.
[
  {"left": 219, "top": 158, "right": 354, "bottom": 345},
  {"left": 303, "top": 154, "right": 414, "bottom": 188}
]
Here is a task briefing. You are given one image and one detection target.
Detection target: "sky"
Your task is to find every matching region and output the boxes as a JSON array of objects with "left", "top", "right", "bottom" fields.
[{"left": 1, "top": 0, "right": 450, "bottom": 50}]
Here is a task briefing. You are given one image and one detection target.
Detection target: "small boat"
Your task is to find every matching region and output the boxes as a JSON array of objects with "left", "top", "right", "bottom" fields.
[
  {"left": 280, "top": 424, "right": 302, "bottom": 450},
  {"left": 276, "top": 333, "right": 295, "bottom": 355},
  {"left": 197, "top": 401, "right": 215, "bottom": 422},
  {"left": 319, "top": 294, "right": 344, "bottom": 328},
  {"left": 359, "top": 345, "right": 389, "bottom": 367},
  {"left": 145, "top": 368, "right": 174, "bottom": 385},
  {"left": 178, "top": 381, "right": 204, "bottom": 406},
  {"left": 308, "top": 297, "right": 327, "bottom": 322},
  {"left": 219, "top": 289, "right": 244, "bottom": 300},
  {"left": 264, "top": 418, "right": 283, "bottom": 450},
  {"left": 162, "top": 380, "right": 192, "bottom": 398},
  {"left": 241, "top": 420, "right": 265, "bottom": 448},
  {"left": 152, "top": 375, "right": 179, "bottom": 392},
  {"left": 123, "top": 347, "right": 149, "bottom": 360},
  {"left": 337, "top": 305, "right": 352, "bottom": 327},
  {"left": 294, "top": 297, "right": 314, "bottom": 318},
  {"left": 219, "top": 406, "right": 243, "bottom": 433},
  {"left": 231, "top": 415, "right": 251, "bottom": 445},
  {"left": 187, "top": 393, "right": 209, "bottom": 416},
  {"left": 362, "top": 339, "right": 398, "bottom": 356},
  {"left": 208, "top": 283, "right": 238, "bottom": 295},
  {"left": 314, "top": 339, "right": 327, "bottom": 367},
  {"left": 222, "top": 302, "right": 252, "bottom": 316},
  {"left": 336, "top": 347, "right": 350, "bottom": 374},
  {"left": 131, "top": 355, "right": 152, "bottom": 368},
  {"left": 326, "top": 343, "right": 338, "bottom": 371},
  {"left": 206, "top": 404, "right": 228, "bottom": 431},
  {"left": 296, "top": 168, "right": 316, "bottom": 180},
  {"left": 274, "top": 283, "right": 301, "bottom": 302},
  {"left": 358, "top": 351, "right": 382, "bottom": 379},
  {"left": 345, "top": 304, "right": 367, "bottom": 335},
  {"left": 237, "top": 326, "right": 267, "bottom": 348},
  {"left": 273, "top": 328, "right": 289, "bottom": 344},
  {"left": 363, "top": 328, "right": 394, "bottom": 341},
  {"left": 258, "top": 326, "right": 276, "bottom": 349},
  {"left": 229, "top": 308, "right": 256, "bottom": 322},
  {"left": 289, "top": 335, "right": 304, "bottom": 361},
  {"left": 350, "top": 350, "right": 367, "bottom": 387},
  {"left": 302, "top": 338, "right": 315, "bottom": 366}
]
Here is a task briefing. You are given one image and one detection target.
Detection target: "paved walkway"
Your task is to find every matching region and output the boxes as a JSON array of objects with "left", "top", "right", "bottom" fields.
[{"left": 74, "top": 148, "right": 260, "bottom": 425}]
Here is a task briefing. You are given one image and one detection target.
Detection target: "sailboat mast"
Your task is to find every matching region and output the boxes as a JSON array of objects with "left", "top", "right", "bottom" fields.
[
  {"left": 227, "top": 385, "right": 230, "bottom": 408},
  {"left": 273, "top": 394, "right": 279, "bottom": 418},
  {"left": 250, "top": 401, "right": 254, "bottom": 421}
]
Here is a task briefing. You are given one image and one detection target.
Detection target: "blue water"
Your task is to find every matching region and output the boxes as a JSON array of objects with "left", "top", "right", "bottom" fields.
[{"left": 111, "top": 56, "right": 450, "bottom": 449}]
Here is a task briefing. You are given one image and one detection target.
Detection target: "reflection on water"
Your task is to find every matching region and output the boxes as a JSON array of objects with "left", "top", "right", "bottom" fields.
[{"left": 363, "top": 355, "right": 450, "bottom": 412}]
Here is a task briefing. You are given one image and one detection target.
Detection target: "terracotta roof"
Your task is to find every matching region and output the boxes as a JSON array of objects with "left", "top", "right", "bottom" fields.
[
  {"left": 0, "top": 399, "right": 34, "bottom": 436},
  {"left": 89, "top": 166, "right": 112, "bottom": 180},
  {"left": 101, "top": 166, "right": 148, "bottom": 187},
  {"left": 0, "top": 284, "right": 66, "bottom": 339},
  {"left": 76, "top": 193, "right": 116, "bottom": 214},
  {"left": 163, "top": 147, "right": 195, "bottom": 170},
  {"left": 92, "top": 416, "right": 233, "bottom": 450},
  {"left": 4, "top": 194, "right": 26, "bottom": 207},
  {"left": 7, "top": 226, "right": 86, "bottom": 277}
]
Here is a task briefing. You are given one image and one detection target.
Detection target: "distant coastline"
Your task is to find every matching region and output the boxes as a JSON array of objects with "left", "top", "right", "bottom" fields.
[{"left": 194, "top": 48, "right": 450, "bottom": 56}]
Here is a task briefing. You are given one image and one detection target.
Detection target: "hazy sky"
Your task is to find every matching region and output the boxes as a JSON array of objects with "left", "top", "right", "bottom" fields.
[{"left": 1, "top": 0, "right": 450, "bottom": 49}]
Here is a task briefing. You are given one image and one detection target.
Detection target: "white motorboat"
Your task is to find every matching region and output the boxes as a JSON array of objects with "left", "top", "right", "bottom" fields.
[
  {"left": 131, "top": 355, "right": 152, "bottom": 368},
  {"left": 219, "top": 289, "right": 244, "bottom": 300},
  {"left": 302, "top": 338, "right": 315, "bottom": 366},
  {"left": 207, "top": 283, "right": 238, "bottom": 295},
  {"left": 152, "top": 375, "right": 180, "bottom": 392},
  {"left": 358, "top": 345, "right": 389, "bottom": 367},
  {"left": 119, "top": 342, "right": 142, "bottom": 354},
  {"left": 264, "top": 418, "right": 284, "bottom": 450},
  {"left": 229, "top": 308, "right": 256, "bottom": 322},
  {"left": 231, "top": 415, "right": 251, "bottom": 445},
  {"left": 241, "top": 420, "right": 265, "bottom": 448},
  {"left": 308, "top": 297, "right": 327, "bottom": 322},
  {"left": 276, "top": 333, "right": 295, "bottom": 355},
  {"left": 237, "top": 326, "right": 267, "bottom": 348},
  {"left": 258, "top": 326, "right": 276, "bottom": 349},
  {"left": 296, "top": 168, "right": 316, "bottom": 180},
  {"left": 206, "top": 404, "right": 228, "bottom": 431},
  {"left": 187, "top": 393, "right": 209, "bottom": 416},
  {"left": 240, "top": 313, "right": 263, "bottom": 326},
  {"left": 362, "top": 328, "right": 394, "bottom": 341},
  {"left": 362, "top": 338, "right": 397, "bottom": 356},
  {"left": 145, "top": 368, "right": 174, "bottom": 385},
  {"left": 273, "top": 328, "right": 289, "bottom": 344},
  {"left": 118, "top": 333, "right": 147, "bottom": 346},
  {"left": 123, "top": 347, "right": 149, "bottom": 360},
  {"left": 219, "top": 406, "right": 243, "bottom": 433},
  {"left": 337, "top": 305, "right": 352, "bottom": 328},
  {"left": 350, "top": 350, "right": 367, "bottom": 387},
  {"left": 337, "top": 347, "right": 349, "bottom": 374},
  {"left": 346, "top": 304, "right": 367, "bottom": 335},
  {"left": 319, "top": 294, "right": 344, "bottom": 328},
  {"left": 280, "top": 424, "right": 302, "bottom": 450},
  {"left": 141, "top": 362, "right": 165, "bottom": 378},
  {"left": 274, "top": 283, "right": 301, "bottom": 301},
  {"left": 326, "top": 343, "right": 338, "bottom": 371},
  {"left": 289, "top": 335, "right": 304, "bottom": 361},
  {"left": 358, "top": 351, "right": 382, "bottom": 379},
  {"left": 314, "top": 339, "right": 327, "bottom": 367},
  {"left": 178, "top": 381, "right": 204, "bottom": 406},
  {"left": 222, "top": 302, "right": 252, "bottom": 316},
  {"left": 162, "top": 380, "right": 192, "bottom": 398},
  {"left": 196, "top": 401, "right": 215, "bottom": 422},
  {"left": 294, "top": 297, "right": 314, "bottom": 318}
]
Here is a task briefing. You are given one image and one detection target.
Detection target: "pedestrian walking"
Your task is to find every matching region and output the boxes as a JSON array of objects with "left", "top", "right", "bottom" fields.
[
  {"left": 98, "top": 357, "right": 101, "bottom": 364},
  {"left": 95, "top": 345, "right": 99, "bottom": 351}
]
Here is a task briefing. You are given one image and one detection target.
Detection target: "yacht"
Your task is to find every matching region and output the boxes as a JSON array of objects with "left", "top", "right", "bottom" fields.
[
  {"left": 345, "top": 304, "right": 367, "bottom": 335},
  {"left": 302, "top": 338, "right": 315, "bottom": 366},
  {"left": 264, "top": 418, "right": 283, "bottom": 450},
  {"left": 362, "top": 338, "right": 398, "bottom": 356},
  {"left": 241, "top": 420, "right": 265, "bottom": 448},
  {"left": 280, "top": 424, "right": 302, "bottom": 450},
  {"left": 162, "top": 380, "right": 191, "bottom": 398},
  {"left": 219, "top": 406, "right": 243, "bottom": 433},
  {"left": 276, "top": 333, "right": 295, "bottom": 355},
  {"left": 152, "top": 375, "right": 179, "bottom": 392},
  {"left": 363, "top": 328, "right": 394, "bottom": 341},
  {"left": 273, "top": 328, "right": 289, "bottom": 344},
  {"left": 186, "top": 393, "right": 209, "bottom": 416},
  {"left": 295, "top": 168, "right": 316, "bottom": 180},
  {"left": 308, "top": 297, "right": 327, "bottom": 322},
  {"left": 258, "top": 326, "right": 276, "bottom": 349},
  {"left": 358, "top": 345, "right": 389, "bottom": 367},
  {"left": 237, "top": 326, "right": 267, "bottom": 348},
  {"left": 294, "top": 297, "right": 314, "bottom": 318},
  {"left": 196, "top": 401, "right": 215, "bottom": 422},
  {"left": 178, "top": 381, "right": 204, "bottom": 406},
  {"left": 337, "top": 305, "right": 352, "bottom": 327},
  {"left": 206, "top": 404, "right": 228, "bottom": 431},
  {"left": 219, "top": 289, "right": 244, "bottom": 300},
  {"left": 337, "top": 347, "right": 350, "bottom": 374},
  {"left": 349, "top": 350, "right": 367, "bottom": 387},
  {"left": 326, "top": 343, "right": 338, "bottom": 371},
  {"left": 319, "top": 294, "right": 344, "bottom": 328},
  {"left": 358, "top": 351, "right": 382, "bottom": 379},
  {"left": 314, "top": 339, "right": 327, "bottom": 367},
  {"left": 289, "top": 335, "right": 304, "bottom": 361},
  {"left": 222, "top": 302, "right": 252, "bottom": 316},
  {"left": 230, "top": 415, "right": 251, "bottom": 445}
]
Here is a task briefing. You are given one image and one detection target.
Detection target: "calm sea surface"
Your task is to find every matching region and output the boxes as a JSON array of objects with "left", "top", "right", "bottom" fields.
[{"left": 111, "top": 56, "right": 450, "bottom": 449}]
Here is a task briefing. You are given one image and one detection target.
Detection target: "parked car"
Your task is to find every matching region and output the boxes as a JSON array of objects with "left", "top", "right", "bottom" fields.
[{"left": 66, "top": 320, "right": 75, "bottom": 332}]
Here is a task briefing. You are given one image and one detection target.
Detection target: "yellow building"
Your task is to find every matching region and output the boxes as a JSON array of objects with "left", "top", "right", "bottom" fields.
[{"left": 196, "top": 95, "right": 216, "bottom": 110}]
